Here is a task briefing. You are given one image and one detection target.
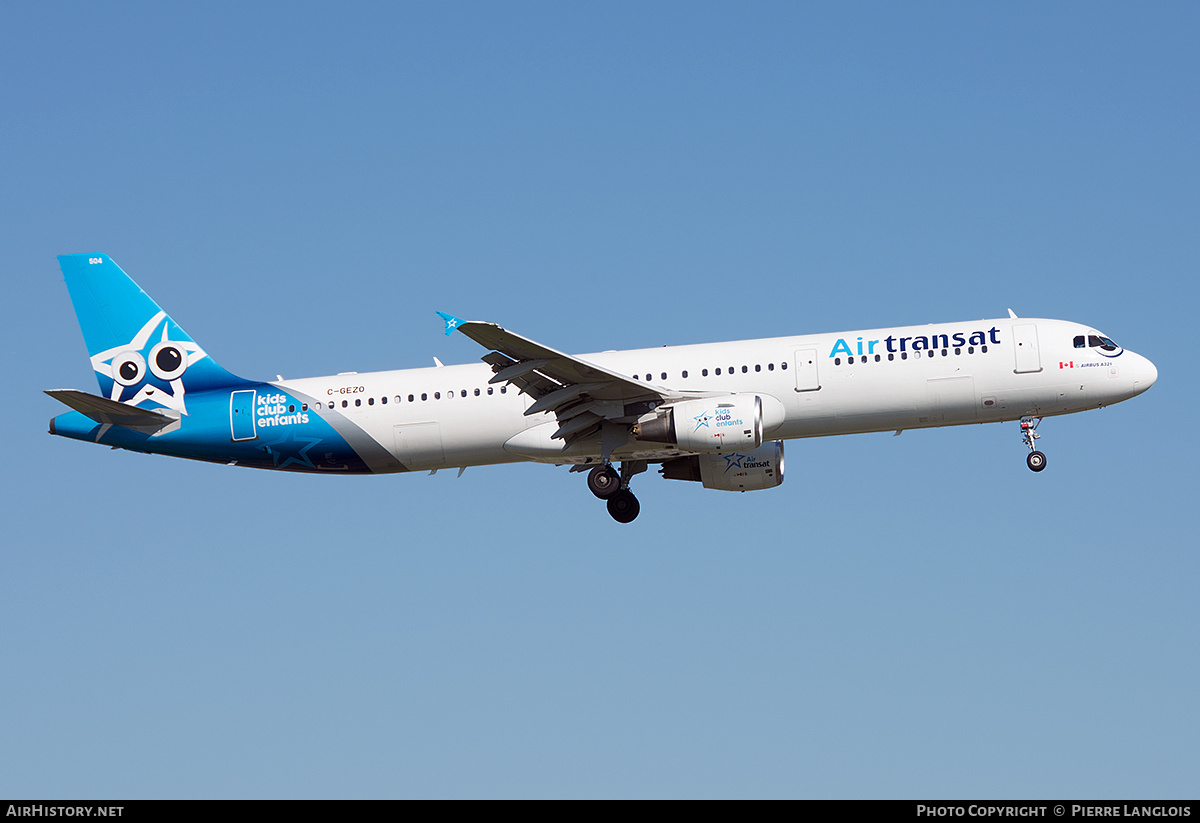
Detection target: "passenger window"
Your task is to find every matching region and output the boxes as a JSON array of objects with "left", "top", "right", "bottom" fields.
[
  {"left": 768, "top": 363, "right": 774, "bottom": 371},
  {"left": 702, "top": 369, "right": 708, "bottom": 377},
  {"left": 835, "top": 357, "right": 841, "bottom": 365},
  {"left": 368, "top": 397, "right": 374, "bottom": 405},
  {"left": 715, "top": 368, "right": 722, "bottom": 375},
  {"left": 474, "top": 388, "right": 480, "bottom": 396},
  {"left": 421, "top": 393, "right": 427, "bottom": 401},
  {"left": 342, "top": 400, "right": 348, "bottom": 408},
  {"left": 661, "top": 372, "right": 667, "bottom": 381},
  {"left": 742, "top": 365, "right": 748, "bottom": 373},
  {"left": 780, "top": 362, "right": 787, "bottom": 370},
  {"left": 487, "top": 387, "right": 494, "bottom": 395},
  {"left": 755, "top": 364, "right": 761, "bottom": 372},
  {"left": 682, "top": 370, "right": 688, "bottom": 378},
  {"left": 355, "top": 398, "right": 362, "bottom": 406}
]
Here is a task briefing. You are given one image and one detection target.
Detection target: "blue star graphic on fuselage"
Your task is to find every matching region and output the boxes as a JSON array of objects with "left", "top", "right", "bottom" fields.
[
  {"left": 722, "top": 453, "right": 745, "bottom": 472},
  {"left": 693, "top": 411, "right": 712, "bottom": 431},
  {"left": 263, "top": 430, "right": 323, "bottom": 470}
]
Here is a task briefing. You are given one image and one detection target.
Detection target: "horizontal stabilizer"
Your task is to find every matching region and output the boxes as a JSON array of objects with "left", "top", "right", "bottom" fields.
[{"left": 46, "top": 389, "right": 180, "bottom": 433}]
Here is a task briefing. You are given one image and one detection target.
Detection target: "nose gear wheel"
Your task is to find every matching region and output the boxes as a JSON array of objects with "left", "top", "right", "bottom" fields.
[{"left": 1020, "top": 416, "right": 1047, "bottom": 472}]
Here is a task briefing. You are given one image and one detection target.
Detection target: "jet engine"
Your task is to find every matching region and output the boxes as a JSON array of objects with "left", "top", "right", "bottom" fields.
[
  {"left": 633, "top": 394, "right": 764, "bottom": 453},
  {"left": 659, "top": 440, "right": 785, "bottom": 492}
]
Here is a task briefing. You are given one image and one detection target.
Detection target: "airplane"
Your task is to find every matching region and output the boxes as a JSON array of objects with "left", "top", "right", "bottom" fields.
[{"left": 46, "top": 253, "right": 1158, "bottom": 523}]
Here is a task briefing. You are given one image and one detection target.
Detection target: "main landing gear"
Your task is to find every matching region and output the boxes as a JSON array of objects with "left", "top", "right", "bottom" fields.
[
  {"left": 587, "top": 462, "right": 645, "bottom": 523},
  {"left": 1020, "top": 416, "right": 1047, "bottom": 472}
]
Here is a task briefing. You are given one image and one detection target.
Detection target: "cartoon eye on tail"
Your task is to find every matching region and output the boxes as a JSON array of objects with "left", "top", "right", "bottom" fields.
[
  {"left": 149, "top": 342, "right": 188, "bottom": 380},
  {"left": 112, "top": 351, "right": 147, "bottom": 386}
]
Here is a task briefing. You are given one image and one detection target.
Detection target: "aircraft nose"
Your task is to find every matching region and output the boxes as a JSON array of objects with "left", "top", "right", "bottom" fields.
[{"left": 1132, "top": 353, "right": 1157, "bottom": 393}]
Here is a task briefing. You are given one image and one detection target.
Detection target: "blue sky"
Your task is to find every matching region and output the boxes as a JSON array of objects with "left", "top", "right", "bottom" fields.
[{"left": 2, "top": 2, "right": 1197, "bottom": 798}]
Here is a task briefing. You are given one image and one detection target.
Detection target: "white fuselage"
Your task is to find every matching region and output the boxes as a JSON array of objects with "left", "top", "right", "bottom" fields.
[{"left": 276, "top": 317, "right": 1157, "bottom": 473}]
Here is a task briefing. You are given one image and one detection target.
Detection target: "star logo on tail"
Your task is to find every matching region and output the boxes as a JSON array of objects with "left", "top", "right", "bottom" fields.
[{"left": 89, "top": 311, "right": 208, "bottom": 414}]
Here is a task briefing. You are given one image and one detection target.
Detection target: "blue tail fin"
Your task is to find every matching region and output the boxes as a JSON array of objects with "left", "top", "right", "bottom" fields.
[{"left": 57, "top": 254, "right": 249, "bottom": 414}]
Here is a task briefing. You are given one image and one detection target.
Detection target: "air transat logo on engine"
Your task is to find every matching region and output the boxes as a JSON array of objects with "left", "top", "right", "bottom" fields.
[
  {"left": 829, "top": 326, "right": 1001, "bottom": 357},
  {"left": 721, "top": 452, "right": 773, "bottom": 473}
]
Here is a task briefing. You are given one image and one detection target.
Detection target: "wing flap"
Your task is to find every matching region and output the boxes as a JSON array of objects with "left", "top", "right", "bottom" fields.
[{"left": 443, "top": 315, "right": 678, "bottom": 446}]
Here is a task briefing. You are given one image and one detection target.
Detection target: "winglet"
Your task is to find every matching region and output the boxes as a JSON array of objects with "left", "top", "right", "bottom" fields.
[{"left": 437, "top": 311, "right": 465, "bottom": 336}]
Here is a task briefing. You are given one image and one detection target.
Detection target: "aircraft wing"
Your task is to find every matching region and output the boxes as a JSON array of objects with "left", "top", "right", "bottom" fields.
[
  {"left": 438, "top": 313, "right": 672, "bottom": 445},
  {"left": 46, "top": 389, "right": 180, "bottom": 434}
]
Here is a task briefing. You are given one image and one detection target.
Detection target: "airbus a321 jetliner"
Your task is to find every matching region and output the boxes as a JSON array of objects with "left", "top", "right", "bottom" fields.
[{"left": 47, "top": 254, "right": 1157, "bottom": 523}]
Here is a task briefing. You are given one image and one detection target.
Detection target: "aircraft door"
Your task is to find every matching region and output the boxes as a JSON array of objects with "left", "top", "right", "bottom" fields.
[
  {"left": 230, "top": 389, "right": 257, "bottom": 441},
  {"left": 1013, "top": 324, "right": 1042, "bottom": 374},
  {"left": 793, "top": 348, "right": 821, "bottom": 392}
]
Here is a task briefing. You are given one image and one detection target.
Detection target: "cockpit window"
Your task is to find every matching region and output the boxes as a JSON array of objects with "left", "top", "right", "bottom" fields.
[
  {"left": 1088, "top": 335, "right": 1119, "bottom": 351},
  {"left": 1074, "top": 335, "right": 1086, "bottom": 349}
]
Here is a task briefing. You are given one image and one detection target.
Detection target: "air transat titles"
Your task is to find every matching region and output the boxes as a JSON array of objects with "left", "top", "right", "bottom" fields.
[{"left": 830, "top": 326, "right": 1002, "bottom": 358}]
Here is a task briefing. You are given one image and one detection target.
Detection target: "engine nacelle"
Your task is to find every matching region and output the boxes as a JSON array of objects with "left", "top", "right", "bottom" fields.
[
  {"left": 660, "top": 441, "right": 785, "bottom": 492},
  {"left": 633, "top": 394, "right": 763, "bottom": 453}
]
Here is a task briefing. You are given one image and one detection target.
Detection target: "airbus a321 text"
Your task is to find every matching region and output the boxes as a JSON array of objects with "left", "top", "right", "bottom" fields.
[{"left": 47, "top": 254, "right": 1157, "bottom": 523}]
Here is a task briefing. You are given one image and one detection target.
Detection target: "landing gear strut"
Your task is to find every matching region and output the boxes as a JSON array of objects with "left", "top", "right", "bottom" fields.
[
  {"left": 586, "top": 461, "right": 646, "bottom": 522},
  {"left": 1021, "top": 416, "right": 1047, "bottom": 472}
]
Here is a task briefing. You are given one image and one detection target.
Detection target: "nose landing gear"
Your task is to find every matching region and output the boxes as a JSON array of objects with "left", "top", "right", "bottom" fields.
[
  {"left": 1021, "top": 416, "right": 1047, "bottom": 472},
  {"left": 586, "top": 461, "right": 646, "bottom": 522}
]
